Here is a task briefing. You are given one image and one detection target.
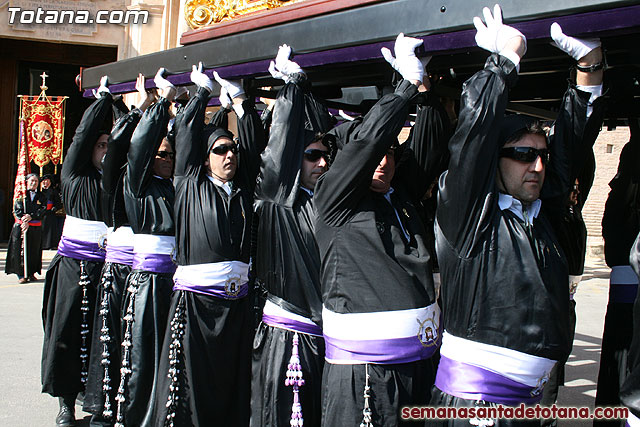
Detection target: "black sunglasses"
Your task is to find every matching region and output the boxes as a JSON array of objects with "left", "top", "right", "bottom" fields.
[
  {"left": 156, "top": 151, "right": 175, "bottom": 160},
  {"left": 303, "top": 149, "right": 330, "bottom": 163},
  {"left": 211, "top": 143, "right": 239, "bottom": 156},
  {"left": 499, "top": 147, "right": 550, "bottom": 165}
]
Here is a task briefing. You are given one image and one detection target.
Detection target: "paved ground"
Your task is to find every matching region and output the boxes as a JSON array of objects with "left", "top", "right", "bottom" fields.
[{"left": 0, "top": 247, "right": 617, "bottom": 426}]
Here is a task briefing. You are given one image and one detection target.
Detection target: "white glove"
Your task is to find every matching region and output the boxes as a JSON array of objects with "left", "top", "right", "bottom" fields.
[
  {"left": 550, "top": 22, "right": 601, "bottom": 61},
  {"left": 213, "top": 71, "right": 244, "bottom": 100},
  {"left": 380, "top": 33, "right": 424, "bottom": 82},
  {"left": 94, "top": 75, "right": 110, "bottom": 98},
  {"left": 154, "top": 67, "right": 175, "bottom": 90},
  {"left": 473, "top": 4, "right": 526, "bottom": 62},
  {"left": 274, "top": 44, "right": 303, "bottom": 76},
  {"left": 219, "top": 86, "right": 232, "bottom": 109},
  {"left": 190, "top": 62, "right": 214, "bottom": 93},
  {"left": 269, "top": 44, "right": 303, "bottom": 82},
  {"left": 268, "top": 61, "right": 286, "bottom": 81}
]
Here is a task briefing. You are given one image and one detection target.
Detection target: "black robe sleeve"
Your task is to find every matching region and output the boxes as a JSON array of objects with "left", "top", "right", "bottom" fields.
[
  {"left": 436, "top": 54, "right": 518, "bottom": 255},
  {"left": 61, "top": 93, "right": 113, "bottom": 220},
  {"left": 127, "top": 99, "right": 171, "bottom": 198},
  {"left": 235, "top": 98, "right": 268, "bottom": 194},
  {"left": 174, "top": 87, "right": 210, "bottom": 182},
  {"left": 315, "top": 79, "right": 418, "bottom": 227},
  {"left": 394, "top": 92, "right": 452, "bottom": 202},
  {"left": 255, "top": 80, "right": 307, "bottom": 208},
  {"left": 124, "top": 97, "right": 174, "bottom": 235},
  {"left": 101, "top": 109, "right": 142, "bottom": 225}
]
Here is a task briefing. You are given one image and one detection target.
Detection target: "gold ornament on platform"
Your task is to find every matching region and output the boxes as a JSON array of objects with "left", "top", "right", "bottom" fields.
[{"left": 184, "top": 0, "right": 304, "bottom": 30}]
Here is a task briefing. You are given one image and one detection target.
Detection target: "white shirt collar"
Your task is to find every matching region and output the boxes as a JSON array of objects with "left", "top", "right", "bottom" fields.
[
  {"left": 498, "top": 193, "right": 541, "bottom": 226},
  {"left": 300, "top": 186, "right": 314, "bottom": 197},
  {"left": 207, "top": 175, "right": 232, "bottom": 196}
]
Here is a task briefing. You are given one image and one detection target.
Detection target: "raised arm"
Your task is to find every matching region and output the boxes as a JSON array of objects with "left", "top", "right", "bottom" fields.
[
  {"left": 394, "top": 88, "right": 452, "bottom": 202},
  {"left": 254, "top": 47, "right": 321, "bottom": 207},
  {"left": 62, "top": 76, "right": 113, "bottom": 182},
  {"left": 437, "top": 5, "right": 525, "bottom": 254},
  {"left": 174, "top": 63, "right": 213, "bottom": 180},
  {"left": 316, "top": 80, "right": 418, "bottom": 226},
  {"left": 255, "top": 78, "right": 307, "bottom": 206},
  {"left": 542, "top": 23, "right": 602, "bottom": 203},
  {"left": 126, "top": 69, "right": 175, "bottom": 197},
  {"left": 214, "top": 71, "right": 267, "bottom": 193}
]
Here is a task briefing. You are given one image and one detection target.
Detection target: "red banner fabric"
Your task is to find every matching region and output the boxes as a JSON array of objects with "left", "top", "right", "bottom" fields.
[{"left": 20, "top": 96, "right": 66, "bottom": 168}]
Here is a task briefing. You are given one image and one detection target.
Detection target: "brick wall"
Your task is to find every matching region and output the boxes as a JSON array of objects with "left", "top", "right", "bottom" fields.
[{"left": 580, "top": 127, "right": 630, "bottom": 258}]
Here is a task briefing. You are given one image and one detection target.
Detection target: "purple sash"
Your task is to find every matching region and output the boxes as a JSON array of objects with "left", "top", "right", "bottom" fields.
[
  {"left": 173, "top": 278, "right": 248, "bottom": 299},
  {"left": 262, "top": 313, "right": 322, "bottom": 336},
  {"left": 324, "top": 334, "right": 438, "bottom": 364},
  {"left": 105, "top": 245, "right": 134, "bottom": 266},
  {"left": 435, "top": 355, "right": 544, "bottom": 406},
  {"left": 58, "top": 236, "right": 106, "bottom": 262},
  {"left": 132, "top": 253, "right": 176, "bottom": 274},
  {"left": 610, "top": 283, "right": 638, "bottom": 304}
]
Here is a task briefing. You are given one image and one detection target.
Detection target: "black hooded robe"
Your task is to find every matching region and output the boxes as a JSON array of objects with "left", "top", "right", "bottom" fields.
[
  {"left": 250, "top": 75, "right": 332, "bottom": 427},
  {"left": 429, "top": 54, "right": 589, "bottom": 426},
  {"left": 149, "top": 87, "right": 266, "bottom": 427},
  {"left": 41, "top": 93, "right": 113, "bottom": 397},
  {"left": 83, "top": 106, "right": 142, "bottom": 421},
  {"left": 314, "top": 79, "right": 442, "bottom": 427}
]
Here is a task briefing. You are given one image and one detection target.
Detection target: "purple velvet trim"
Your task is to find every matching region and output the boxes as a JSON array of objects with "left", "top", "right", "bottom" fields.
[
  {"left": 172, "top": 278, "right": 249, "bottom": 300},
  {"left": 262, "top": 313, "right": 322, "bottom": 336},
  {"left": 132, "top": 253, "right": 176, "bottom": 274},
  {"left": 58, "top": 236, "right": 106, "bottom": 262},
  {"left": 324, "top": 333, "right": 438, "bottom": 364},
  {"left": 105, "top": 245, "right": 134, "bottom": 266},
  {"left": 609, "top": 283, "right": 639, "bottom": 304},
  {"left": 83, "top": 5, "right": 640, "bottom": 98},
  {"left": 435, "top": 355, "right": 544, "bottom": 406}
]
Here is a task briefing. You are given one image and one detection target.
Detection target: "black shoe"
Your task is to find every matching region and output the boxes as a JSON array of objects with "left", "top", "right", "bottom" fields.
[{"left": 56, "top": 402, "right": 76, "bottom": 426}]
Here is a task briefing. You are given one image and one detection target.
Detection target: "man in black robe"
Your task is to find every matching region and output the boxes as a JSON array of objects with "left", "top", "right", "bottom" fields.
[
  {"left": 41, "top": 76, "right": 113, "bottom": 427},
  {"left": 109, "top": 69, "right": 177, "bottom": 427},
  {"left": 82, "top": 73, "right": 153, "bottom": 427},
  {"left": 5, "top": 173, "right": 47, "bottom": 283},
  {"left": 149, "top": 63, "right": 266, "bottom": 426},
  {"left": 41, "top": 174, "right": 63, "bottom": 250},
  {"left": 250, "top": 45, "right": 333, "bottom": 427},
  {"left": 596, "top": 115, "right": 640, "bottom": 425},
  {"left": 314, "top": 33, "right": 445, "bottom": 426},
  {"left": 429, "top": 6, "right": 602, "bottom": 425}
]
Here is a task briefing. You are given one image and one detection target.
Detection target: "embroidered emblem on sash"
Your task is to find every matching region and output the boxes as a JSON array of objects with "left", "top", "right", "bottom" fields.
[
  {"left": 417, "top": 313, "right": 439, "bottom": 348},
  {"left": 530, "top": 371, "right": 550, "bottom": 397},
  {"left": 376, "top": 221, "right": 385, "bottom": 234},
  {"left": 225, "top": 275, "right": 241, "bottom": 297}
]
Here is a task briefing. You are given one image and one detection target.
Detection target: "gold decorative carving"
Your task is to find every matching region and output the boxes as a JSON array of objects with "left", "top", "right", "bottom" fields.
[{"left": 184, "top": 0, "right": 306, "bottom": 30}]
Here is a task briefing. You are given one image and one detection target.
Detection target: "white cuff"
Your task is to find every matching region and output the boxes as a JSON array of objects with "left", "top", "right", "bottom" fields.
[
  {"left": 232, "top": 103, "right": 245, "bottom": 119},
  {"left": 577, "top": 83, "right": 603, "bottom": 118},
  {"left": 499, "top": 50, "right": 521, "bottom": 71}
]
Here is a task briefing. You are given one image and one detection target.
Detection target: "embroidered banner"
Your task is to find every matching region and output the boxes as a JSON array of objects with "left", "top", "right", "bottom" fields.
[{"left": 19, "top": 95, "right": 67, "bottom": 169}]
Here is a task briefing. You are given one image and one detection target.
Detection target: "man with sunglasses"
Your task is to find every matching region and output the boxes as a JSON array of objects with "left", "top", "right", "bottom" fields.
[
  {"left": 314, "top": 32, "right": 450, "bottom": 425},
  {"left": 250, "top": 45, "right": 333, "bottom": 427},
  {"left": 430, "top": 5, "right": 603, "bottom": 422},
  {"left": 149, "top": 63, "right": 266, "bottom": 427}
]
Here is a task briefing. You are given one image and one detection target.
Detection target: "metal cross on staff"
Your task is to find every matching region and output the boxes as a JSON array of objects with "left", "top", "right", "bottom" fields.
[{"left": 40, "top": 71, "right": 48, "bottom": 91}]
